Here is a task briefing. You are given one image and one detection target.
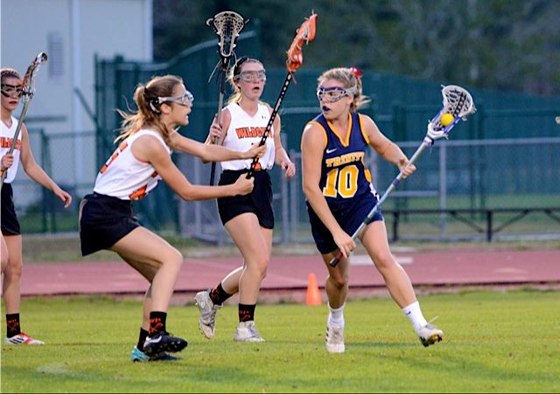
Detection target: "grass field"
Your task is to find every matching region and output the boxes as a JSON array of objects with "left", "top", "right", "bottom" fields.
[{"left": 2, "top": 290, "right": 559, "bottom": 393}]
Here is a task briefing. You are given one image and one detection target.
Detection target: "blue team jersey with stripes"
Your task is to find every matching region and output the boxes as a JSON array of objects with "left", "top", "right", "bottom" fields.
[{"left": 307, "top": 112, "right": 377, "bottom": 206}]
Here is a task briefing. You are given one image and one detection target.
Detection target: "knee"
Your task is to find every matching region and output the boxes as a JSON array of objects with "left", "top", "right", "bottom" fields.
[
  {"left": 374, "top": 252, "right": 399, "bottom": 272},
  {"left": 329, "top": 273, "right": 349, "bottom": 290},
  {"left": 248, "top": 255, "right": 269, "bottom": 280},
  {"left": 162, "top": 248, "right": 184, "bottom": 270},
  {"left": 172, "top": 249, "right": 184, "bottom": 267},
  {"left": 5, "top": 266, "right": 22, "bottom": 281},
  {"left": 256, "top": 256, "right": 269, "bottom": 279},
  {"left": 5, "top": 258, "right": 23, "bottom": 279}
]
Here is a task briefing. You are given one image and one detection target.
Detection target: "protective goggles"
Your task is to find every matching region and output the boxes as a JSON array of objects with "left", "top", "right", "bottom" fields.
[
  {"left": 316, "top": 86, "right": 356, "bottom": 103},
  {"left": 235, "top": 70, "right": 266, "bottom": 83},
  {"left": 158, "top": 90, "right": 194, "bottom": 106},
  {"left": 1, "top": 83, "right": 24, "bottom": 98}
]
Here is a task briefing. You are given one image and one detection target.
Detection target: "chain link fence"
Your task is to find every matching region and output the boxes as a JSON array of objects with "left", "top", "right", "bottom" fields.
[
  {"left": 9, "top": 29, "right": 560, "bottom": 243},
  {"left": 11, "top": 128, "right": 560, "bottom": 243}
]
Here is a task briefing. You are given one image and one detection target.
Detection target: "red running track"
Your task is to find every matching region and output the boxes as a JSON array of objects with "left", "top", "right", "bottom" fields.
[{"left": 21, "top": 249, "right": 560, "bottom": 296}]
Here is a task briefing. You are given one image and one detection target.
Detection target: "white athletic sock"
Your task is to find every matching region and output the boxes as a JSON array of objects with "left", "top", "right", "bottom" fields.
[
  {"left": 402, "top": 301, "right": 428, "bottom": 332},
  {"left": 328, "top": 303, "right": 345, "bottom": 328}
]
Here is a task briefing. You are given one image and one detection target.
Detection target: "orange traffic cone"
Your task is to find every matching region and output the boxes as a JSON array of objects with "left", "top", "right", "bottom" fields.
[{"left": 306, "top": 273, "right": 322, "bottom": 305}]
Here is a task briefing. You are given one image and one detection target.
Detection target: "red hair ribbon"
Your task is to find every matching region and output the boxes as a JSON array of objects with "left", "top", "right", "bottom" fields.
[{"left": 349, "top": 67, "right": 363, "bottom": 79}]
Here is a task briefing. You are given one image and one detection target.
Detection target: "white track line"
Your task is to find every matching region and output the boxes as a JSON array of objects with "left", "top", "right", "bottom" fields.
[{"left": 350, "top": 255, "right": 413, "bottom": 266}]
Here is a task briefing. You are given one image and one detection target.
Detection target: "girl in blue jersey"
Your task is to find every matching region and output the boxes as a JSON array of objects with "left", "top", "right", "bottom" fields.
[{"left": 301, "top": 67, "right": 443, "bottom": 353}]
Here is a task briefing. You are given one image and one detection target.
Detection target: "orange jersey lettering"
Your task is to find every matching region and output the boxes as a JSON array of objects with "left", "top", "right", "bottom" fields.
[
  {"left": 235, "top": 126, "right": 267, "bottom": 139},
  {"left": 100, "top": 141, "right": 128, "bottom": 174},
  {"left": 0, "top": 137, "right": 22, "bottom": 150}
]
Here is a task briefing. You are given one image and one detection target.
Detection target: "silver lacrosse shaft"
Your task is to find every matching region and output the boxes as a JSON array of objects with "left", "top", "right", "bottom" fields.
[
  {"left": 1, "top": 52, "right": 48, "bottom": 188},
  {"left": 328, "top": 138, "right": 431, "bottom": 267},
  {"left": 209, "top": 70, "right": 227, "bottom": 185}
]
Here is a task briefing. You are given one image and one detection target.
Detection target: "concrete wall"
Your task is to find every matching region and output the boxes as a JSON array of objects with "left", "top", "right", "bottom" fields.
[{"left": 0, "top": 0, "right": 152, "bottom": 204}]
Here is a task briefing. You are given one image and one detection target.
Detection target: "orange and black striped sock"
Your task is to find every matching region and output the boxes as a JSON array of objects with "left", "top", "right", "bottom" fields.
[
  {"left": 238, "top": 304, "right": 256, "bottom": 322},
  {"left": 6, "top": 313, "right": 20, "bottom": 338},
  {"left": 149, "top": 311, "right": 167, "bottom": 336},
  {"left": 210, "top": 283, "right": 232, "bottom": 305}
]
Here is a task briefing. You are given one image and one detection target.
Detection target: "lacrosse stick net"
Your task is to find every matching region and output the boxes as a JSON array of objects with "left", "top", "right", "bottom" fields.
[
  {"left": 207, "top": 11, "right": 246, "bottom": 184},
  {"left": 207, "top": 11, "right": 246, "bottom": 62},
  {"left": 1, "top": 52, "right": 48, "bottom": 188},
  {"left": 286, "top": 13, "right": 317, "bottom": 75},
  {"left": 246, "top": 13, "right": 317, "bottom": 178},
  {"left": 329, "top": 85, "right": 476, "bottom": 267}
]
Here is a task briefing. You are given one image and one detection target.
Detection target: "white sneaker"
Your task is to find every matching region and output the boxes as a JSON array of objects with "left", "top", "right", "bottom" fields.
[
  {"left": 417, "top": 323, "right": 443, "bottom": 347},
  {"left": 234, "top": 321, "right": 265, "bottom": 342},
  {"left": 325, "top": 323, "right": 345, "bottom": 353},
  {"left": 195, "top": 290, "right": 222, "bottom": 339},
  {"left": 5, "top": 332, "right": 44, "bottom": 345}
]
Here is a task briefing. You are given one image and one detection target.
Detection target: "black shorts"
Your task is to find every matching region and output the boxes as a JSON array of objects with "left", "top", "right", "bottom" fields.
[
  {"left": 79, "top": 193, "right": 140, "bottom": 256},
  {"left": 307, "top": 192, "right": 384, "bottom": 255},
  {"left": 217, "top": 169, "right": 274, "bottom": 229},
  {"left": 1, "top": 183, "right": 21, "bottom": 236}
]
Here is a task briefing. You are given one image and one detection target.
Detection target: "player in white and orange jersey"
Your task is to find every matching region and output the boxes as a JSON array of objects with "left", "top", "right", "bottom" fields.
[
  {"left": 195, "top": 57, "right": 296, "bottom": 343},
  {"left": 79, "top": 74, "right": 265, "bottom": 362},
  {"left": 1, "top": 67, "right": 72, "bottom": 346}
]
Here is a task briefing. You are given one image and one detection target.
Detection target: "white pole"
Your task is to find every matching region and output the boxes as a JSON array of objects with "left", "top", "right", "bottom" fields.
[
  {"left": 72, "top": 0, "right": 83, "bottom": 182},
  {"left": 144, "top": 0, "right": 153, "bottom": 61}
]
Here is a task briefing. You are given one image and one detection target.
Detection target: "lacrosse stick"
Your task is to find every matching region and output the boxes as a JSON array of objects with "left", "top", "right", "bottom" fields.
[
  {"left": 329, "top": 84, "right": 476, "bottom": 267},
  {"left": 207, "top": 10, "right": 246, "bottom": 185},
  {"left": 1, "top": 52, "right": 48, "bottom": 189},
  {"left": 246, "top": 13, "right": 317, "bottom": 179}
]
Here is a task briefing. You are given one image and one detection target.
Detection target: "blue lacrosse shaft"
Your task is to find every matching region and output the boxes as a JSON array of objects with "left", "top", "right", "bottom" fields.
[
  {"left": 328, "top": 86, "right": 473, "bottom": 267},
  {"left": 328, "top": 137, "right": 432, "bottom": 267}
]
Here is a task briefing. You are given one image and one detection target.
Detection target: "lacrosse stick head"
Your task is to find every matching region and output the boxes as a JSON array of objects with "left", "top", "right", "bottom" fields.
[
  {"left": 206, "top": 11, "right": 246, "bottom": 61},
  {"left": 286, "top": 13, "right": 317, "bottom": 74},
  {"left": 21, "top": 52, "right": 48, "bottom": 102},
  {"left": 427, "top": 85, "right": 476, "bottom": 140}
]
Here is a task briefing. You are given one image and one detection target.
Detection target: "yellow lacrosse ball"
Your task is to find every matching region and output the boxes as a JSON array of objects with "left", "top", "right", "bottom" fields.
[{"left": 440, "top": 113, "right": 454, "bottom": 127}]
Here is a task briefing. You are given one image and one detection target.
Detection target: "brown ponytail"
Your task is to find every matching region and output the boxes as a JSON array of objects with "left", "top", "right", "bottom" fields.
[{"left": 116, "top": 75, "right": 184, "bottom": 147}]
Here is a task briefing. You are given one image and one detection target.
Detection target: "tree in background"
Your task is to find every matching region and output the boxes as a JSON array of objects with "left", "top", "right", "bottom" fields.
[{"left": 153, "top": 0, "right": 560, "bottom": 96}]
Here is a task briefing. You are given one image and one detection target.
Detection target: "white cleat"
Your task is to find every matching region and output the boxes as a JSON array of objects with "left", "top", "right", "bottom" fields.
[
  {"left": 195, "top": 290, "right": 221, "bottom": 339},
  {"left": 417, "top": 323, "right": 443, "bottom": 347},
  {"left": 234, "top": 321, "right": 265, "bottom": 342},
  {"left": 325, "top": 323, "right": 345, "bottom": 353},
  {"left": 5, "top": 332, "right": 44, "bottom": 345}
]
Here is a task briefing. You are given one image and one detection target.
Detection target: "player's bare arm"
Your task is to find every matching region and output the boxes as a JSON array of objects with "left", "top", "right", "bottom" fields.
[
  {"left": 134, "top": 134, "right": 254, "bottom": 200},
  {"left": 19, "top": 125, "right": 72, "bottom": 207},
  {"left": 172, "top": 130, "right": 265, "bottom": 163},
  {"left": 363, "top": 115, "right": 416, "bottom": 178},
  {"left": 272, "top": 115, "right": 296, "bottom": 178}
]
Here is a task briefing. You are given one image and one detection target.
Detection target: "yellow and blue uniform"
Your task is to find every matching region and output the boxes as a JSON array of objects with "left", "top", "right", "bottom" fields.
[{"left": 305, "top": 112, "right": 383, "bottom": 254}]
